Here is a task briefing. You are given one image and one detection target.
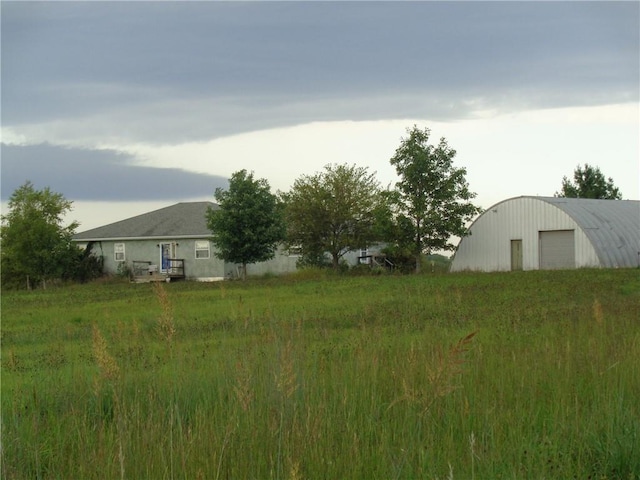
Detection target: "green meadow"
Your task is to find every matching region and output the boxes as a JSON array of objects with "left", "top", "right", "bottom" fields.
[{"left": 2, "top": 269, "right": 639, "bottom": 479}]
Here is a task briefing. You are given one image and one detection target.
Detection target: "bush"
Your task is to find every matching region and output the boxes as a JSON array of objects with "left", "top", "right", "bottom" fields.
[
  {"left": 116, "top": 262, "right": 133, "bottom": 280},
  {"left": 63, "top": 243, "right": 104, "bottom": 283}
]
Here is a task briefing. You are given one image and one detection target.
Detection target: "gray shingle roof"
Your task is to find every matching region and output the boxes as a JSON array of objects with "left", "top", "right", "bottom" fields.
[
  {"left": 73, "top": 202, "right": 218, "bottom": 241},
  {"left": 538, "top": 196, "right": 640, "bottom": 268}
]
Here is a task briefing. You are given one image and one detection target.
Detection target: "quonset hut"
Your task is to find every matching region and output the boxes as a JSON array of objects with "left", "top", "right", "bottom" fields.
[{"left": 450, "top": 196, "right": 640, "bottom": 272}]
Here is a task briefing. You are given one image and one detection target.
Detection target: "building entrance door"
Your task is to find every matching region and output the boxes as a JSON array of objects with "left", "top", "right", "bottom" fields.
[
  {"left": 510, "top": 239, "right": 523, "bottom": 271},
  {"left": 160, "top": 243, "right": 177, "bottom": 273}
]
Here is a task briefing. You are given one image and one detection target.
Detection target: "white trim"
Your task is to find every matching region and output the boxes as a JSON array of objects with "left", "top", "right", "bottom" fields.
[
  {"left": 195, "top": 240, "right": 211, "bottom": 259},
  {"left": 73, "top": 235, "right": 213, "bottom": 242},
  {"left": 114, "top": 243, "right": 126, "bottom": 262}
]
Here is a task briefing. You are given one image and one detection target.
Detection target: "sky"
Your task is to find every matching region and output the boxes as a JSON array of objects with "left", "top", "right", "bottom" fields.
[{"left": 2, "top": 1, "right": 639, "bottom": 233}]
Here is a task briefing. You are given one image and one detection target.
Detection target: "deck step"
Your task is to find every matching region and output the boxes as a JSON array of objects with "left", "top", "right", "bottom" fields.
[{"left": 133, "top": 274, "right": 168, "bottom": 283}]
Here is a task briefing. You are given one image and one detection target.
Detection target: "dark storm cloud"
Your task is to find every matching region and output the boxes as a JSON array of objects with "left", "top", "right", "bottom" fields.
[
  {"left": 0, "top": 143, "right": 227, "bottom": 201},
  {"left": 2, "top": 1, "right": 638, "bottom": 143}
]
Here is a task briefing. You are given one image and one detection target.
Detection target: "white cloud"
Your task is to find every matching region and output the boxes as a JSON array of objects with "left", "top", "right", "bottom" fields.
[
  {"left": 106, "top": 103, "right": 638, "bottom": 207},
  {"left": 0, "top": 127, "right": 30, "bottom": 146}
]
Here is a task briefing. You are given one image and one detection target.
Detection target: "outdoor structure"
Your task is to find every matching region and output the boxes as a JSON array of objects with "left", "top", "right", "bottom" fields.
[
  {"left": 450, "top": 196, "right": 640, "bottom": 272},
  {"left": 72, "top": 202, "right": 298, "bottom": 281}
]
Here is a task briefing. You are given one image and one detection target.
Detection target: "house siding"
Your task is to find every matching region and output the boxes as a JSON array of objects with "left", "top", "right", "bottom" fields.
[
  {"left": 93, "top": 238, "right": 226, "bottom": 280},
  {"left": 244, "top": 246, "right": 300, "bottom": 277}
]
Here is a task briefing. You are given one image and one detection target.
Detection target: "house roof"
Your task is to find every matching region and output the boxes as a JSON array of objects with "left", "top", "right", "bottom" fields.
[
  {"left": 72, "top": 202, "right": 218, "bottom": 241},
  {"left": 536, "top": 196, "right": 640, "bottom": 268}
]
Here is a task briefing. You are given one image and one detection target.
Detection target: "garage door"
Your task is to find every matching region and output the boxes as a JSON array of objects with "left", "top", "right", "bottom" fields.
[{"left": 539, "top": 230, "right": 575, "bottom": 269}]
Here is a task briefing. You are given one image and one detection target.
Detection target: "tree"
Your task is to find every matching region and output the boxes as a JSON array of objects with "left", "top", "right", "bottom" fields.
[
  {"left": 556, "top": 164, "right": 622, "bottom": 199},
  {"left": 389, "top": 126, "right": 482, "bottom": 273},
  {"left": 1, "top": 181, "right": 80, "bottom": 289},
  {"left": 372, "top": 189, "right": 419, "bottom": 273},
  {"left": 206, "top": 170, "right": 285, "bottom": 279},
  {"left": 283, "top": 164, "right": 383, "bottom": 269}
]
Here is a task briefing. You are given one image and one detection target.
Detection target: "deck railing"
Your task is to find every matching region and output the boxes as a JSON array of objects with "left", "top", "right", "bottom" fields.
[
  {"left": 132, "top": 259, "right": 185, "bottom": 282},
  {"left": 132, "top": 260, "right": 153, "bottom": 277},
  {"left": 167, "top": 259, "right": 185, "bottom": 278}
]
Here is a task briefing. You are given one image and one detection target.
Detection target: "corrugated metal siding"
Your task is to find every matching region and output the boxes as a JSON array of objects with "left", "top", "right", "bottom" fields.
[
  {"left": 539, "top": 197, "right": 640, "bottom": 268},
  {"left": 451, "top": 197, "right": 601, "bottom": 272}
]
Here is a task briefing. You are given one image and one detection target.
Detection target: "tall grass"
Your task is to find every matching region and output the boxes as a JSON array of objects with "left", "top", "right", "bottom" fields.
[{"left": 2, "top": 269, "right": 639, "bottom": 478}]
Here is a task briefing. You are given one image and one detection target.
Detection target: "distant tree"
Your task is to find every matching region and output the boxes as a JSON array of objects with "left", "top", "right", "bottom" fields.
[
  {"left": 389, "top": 126, "right": 482, "bottom": 273},
  {"left": 282, "top": 164, "right": 383, "bottom": 270},
  {"left": 556, "top": 164, "right": 622, "bottom": 199},
  {"left": 206, "top": 170, "right": 285, "bottom": 280},
  {"left": 1, "top": 181, "right": 82, "bottom": 289}
]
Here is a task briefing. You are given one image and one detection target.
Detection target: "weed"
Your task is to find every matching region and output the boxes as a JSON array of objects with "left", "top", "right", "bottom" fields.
[
  {"left": 153, "top": 282, "right": 176, "bottom": 350},
  {"left": 92, "top": 324, "right": 120, "bottom": 386},
  {"left": 388, "top": 331, "right": 477, "bottom": 415}
]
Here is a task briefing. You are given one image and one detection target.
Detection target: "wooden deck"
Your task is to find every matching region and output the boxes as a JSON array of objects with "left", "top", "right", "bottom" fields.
[
  {"left": 133, "top": 273, "right": 169, "bottom": 283},
  {"left": 132, "top": 259, "right": 185, "bottom": 283}
]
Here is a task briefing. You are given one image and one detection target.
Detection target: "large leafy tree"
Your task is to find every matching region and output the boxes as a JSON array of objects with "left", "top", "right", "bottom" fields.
[
  {"left": 206, "top": 170, "right": 285, "bottom": 279},
  {"left": 1, "top": 181, "right": 80, "bottom": 289},
  {"left": 283, "top": 163, "right": 383, "bottom": 269},
  {"left": 389, "top": 126, "right": 482, "bottom": 273},
  {"left": 556, "top": 164, "right": 622, "bottom": 199}
]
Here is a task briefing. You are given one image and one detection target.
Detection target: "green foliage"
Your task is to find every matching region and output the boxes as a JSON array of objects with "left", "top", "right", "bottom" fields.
[
  {"left": 61, "top": 242, "right": 104, "bottom": 284},
  {"left": 116, "top": 261, "right": 133, "bottom": 280},
  {"left": 389, "top": 126, "right": 482, "bottom": 272},
  {"left": 206, "top": 170, "right": 285, "bottom": 279},
  {"left": 556, "top": 163, "right": 623, "bottom": 199},
  {"left": 295, "top": 250, "right": 332, "bottom": 269},
  {"left": 1, "top": 181, "right": 83, "bottom": 289},
  {"left": 283, "top": 163, "right": 383, "bottom": 269}
]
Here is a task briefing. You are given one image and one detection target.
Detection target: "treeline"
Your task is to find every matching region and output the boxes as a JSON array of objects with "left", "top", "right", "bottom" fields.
[
  {"left": 1, "top": 125, "right": 623, "bottom": 289},
  {"left": 207, "top": 126, "right": 481, "bottom": 278}
]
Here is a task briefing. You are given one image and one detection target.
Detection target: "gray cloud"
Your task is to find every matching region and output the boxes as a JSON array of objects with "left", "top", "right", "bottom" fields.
[
  {"left": 2, "top": 1, "right": 638, "bottom": 206},
  {"left": 2, "top": 1, "right": 638, "bottom": 144},
  {"left": 1, "top": 143, "right": 227, "bottom": 201}
]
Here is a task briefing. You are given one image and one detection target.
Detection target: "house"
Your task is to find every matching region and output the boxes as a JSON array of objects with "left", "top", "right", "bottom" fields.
[
  {"left": 72, "top": 202, "right": 299, "bottom": 281},
  {"left": 450, "top": 196, "right": 640, "bottom": 272}
]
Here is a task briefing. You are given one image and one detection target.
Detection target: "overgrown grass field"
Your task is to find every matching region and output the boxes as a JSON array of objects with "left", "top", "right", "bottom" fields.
[{"left": 2, "top": 269, "right": 639, "bottom": 479}]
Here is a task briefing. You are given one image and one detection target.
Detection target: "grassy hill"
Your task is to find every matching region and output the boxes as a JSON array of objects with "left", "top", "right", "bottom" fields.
[{"left": 2, "top": 269, "right": 639, "bottom": 479}]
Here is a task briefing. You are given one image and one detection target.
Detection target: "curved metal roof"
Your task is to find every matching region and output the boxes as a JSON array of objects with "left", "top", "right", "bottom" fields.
[{"left": 535, "top": 196, "right": 639, "bottom": 268}]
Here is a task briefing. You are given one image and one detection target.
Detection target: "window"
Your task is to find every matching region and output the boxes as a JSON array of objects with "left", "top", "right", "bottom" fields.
[
  {"left": 195, "top": 240, "right": 210, "bottom": 259},
  {"left": 359, "top": 248, "right": 370, "bottom": 264},
  {"left": 288, "top": 245, "right": 302, "bottom": 257},
  {"left": 114, "top": 243, "right": 125, "bottom": 262}
]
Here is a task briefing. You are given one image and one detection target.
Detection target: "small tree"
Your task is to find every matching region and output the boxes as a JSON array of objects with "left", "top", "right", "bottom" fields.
[
  {"left": 283, "top": 164, "right": 383, "bottom": 270},
  {"left": 556, "top": 164, "right": 622, "bottom": 199},
  {"left": 390, "top": 126, "right": 482, "bottom": 273},
  {"left": 1, "top": 181, "right": 80, "bottom": 289},
  {"left": 206, "top": 170, "right": 285, "bottom": 280}
]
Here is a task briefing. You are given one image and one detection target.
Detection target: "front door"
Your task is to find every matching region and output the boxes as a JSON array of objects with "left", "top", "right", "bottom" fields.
[{"left": 160, "top": 243, "right": 177, "bottom": 273}]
